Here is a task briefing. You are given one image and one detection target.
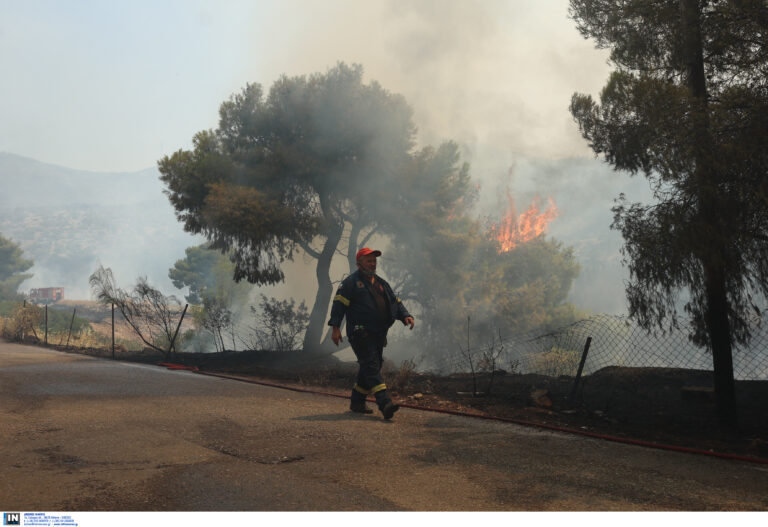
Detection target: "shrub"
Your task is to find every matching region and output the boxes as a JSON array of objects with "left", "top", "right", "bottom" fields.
[
  {"left": 244, "top": 295, "right": 310, "bottom": 352},
  {"left": 530, "top": 346, "right": 581, "bottom": 377}
]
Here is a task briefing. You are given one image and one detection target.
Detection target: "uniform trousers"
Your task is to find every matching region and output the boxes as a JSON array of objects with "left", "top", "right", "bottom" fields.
[{"left": 349, "top": 330, "right": 391, "bottom": 409}]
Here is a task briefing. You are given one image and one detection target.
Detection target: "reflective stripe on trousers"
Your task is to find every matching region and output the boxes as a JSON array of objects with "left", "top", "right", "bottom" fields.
[{"left": 349, "top": 331, "right": 391, "bottom": 409}]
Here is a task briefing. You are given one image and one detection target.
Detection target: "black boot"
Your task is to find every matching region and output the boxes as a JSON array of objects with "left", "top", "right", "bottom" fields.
[
  {"left": 374, "top": 389, "right": 399, "bottom": 419},
  {"left": 381, "top": 401, "right": 400, "bottom": 420},
  {"left": 350, "top": 401, "right": 374, "bottom": 414}
]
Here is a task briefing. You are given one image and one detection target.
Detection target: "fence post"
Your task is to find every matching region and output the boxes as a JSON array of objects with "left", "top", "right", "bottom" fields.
[
  {"left": 165, "top": 304, "right": 188, "bottom": 358},
  {"left": 44, "top": 305, "right": 48, "bottom": 345},
  {"left": 111, "top": 303, "right": 115, "bottom": 359},
  {"left": 569, "top": 336, "right": 592, "bottom": 402},
  {"left": 66, "top": 308, "right": 76, "bottom": 348}
]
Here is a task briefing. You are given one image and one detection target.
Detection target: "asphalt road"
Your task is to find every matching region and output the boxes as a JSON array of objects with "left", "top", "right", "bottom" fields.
[{"left": 1, "top": 342, "right": 767, "bottom": 511}]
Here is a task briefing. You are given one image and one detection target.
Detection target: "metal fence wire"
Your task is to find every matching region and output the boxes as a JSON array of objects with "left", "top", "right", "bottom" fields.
[{"left": 429, "top": 314, "right": 768, "bottom": 381}]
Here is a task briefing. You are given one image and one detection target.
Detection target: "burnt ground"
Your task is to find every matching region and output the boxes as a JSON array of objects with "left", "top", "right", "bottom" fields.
[{"left": 39, "top": 344, "right": 768, "bottom": 462}]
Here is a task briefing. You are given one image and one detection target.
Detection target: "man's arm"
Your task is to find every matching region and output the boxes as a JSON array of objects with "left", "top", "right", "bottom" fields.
[
  {"left": 331, "top": 325, "right": 343, "bottom": 346},
  {"left": 328, "top": 279, "right": 352, "bottom": 346},
  {"left": 391, "top": 288, "right": 414, "bottom": 330}
]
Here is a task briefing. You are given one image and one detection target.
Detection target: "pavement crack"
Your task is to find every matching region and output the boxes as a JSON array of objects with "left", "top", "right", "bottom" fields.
[{"left": 203, "top": 443, "right": 304, "bottom": 465}]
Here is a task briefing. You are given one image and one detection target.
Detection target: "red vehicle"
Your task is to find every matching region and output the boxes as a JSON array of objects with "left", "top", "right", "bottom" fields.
[{"left": 29, "top": 287, "right": 64, "bottom": 304}]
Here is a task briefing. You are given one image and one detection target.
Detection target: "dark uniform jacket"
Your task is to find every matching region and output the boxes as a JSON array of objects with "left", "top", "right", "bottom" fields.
[{"left": 327, "top": 270, "right": 412, "bottom": 336}]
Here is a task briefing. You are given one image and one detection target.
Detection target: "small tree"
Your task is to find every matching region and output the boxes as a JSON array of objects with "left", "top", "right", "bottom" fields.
[
  {"left": 2, "top": 304, "right": 41, "bottom": 341},
  {"left": 478, "top": 328, "right": 506, "bottom": 396},
  {"left": 457, "top": 315, "right": 480, "bottom": 396},
  {"left": 245, "top": 295, "right": 310, "bottom": 352},
  {"left": 89, "top": 266, "right": 184, "bottom": 358},
  {"left": 193, "top": 295, "right": 234, "bottom": 353},
  {"left": 0, "top": 234, "right": 33, "bottom": 301},
  {"left": 171, "top": 243, "right": 253, "bottom": 353}
]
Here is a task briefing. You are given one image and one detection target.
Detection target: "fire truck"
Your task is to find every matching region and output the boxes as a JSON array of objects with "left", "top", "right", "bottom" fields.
[{"left": 29, "top": 287, "right": 64, "bottom": 304}]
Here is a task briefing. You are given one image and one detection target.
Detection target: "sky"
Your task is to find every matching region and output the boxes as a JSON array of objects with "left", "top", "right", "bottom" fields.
[
  {"left": 0, "top": 0, "right": 612, "bottom": 173},
  {"left": 1, "top": 0, "right": 647, "bottom": 317}
]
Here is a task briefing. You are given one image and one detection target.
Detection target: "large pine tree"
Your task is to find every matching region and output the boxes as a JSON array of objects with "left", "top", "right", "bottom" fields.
[
  {"left": 569, "top": 0, "right": 768, "bottom": 426},
  {"left": 159, "top": 63, "right": 418, "bottom": 353}
]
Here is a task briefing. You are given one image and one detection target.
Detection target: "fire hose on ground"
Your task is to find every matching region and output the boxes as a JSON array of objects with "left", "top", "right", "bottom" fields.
[{"left": 156, "top": 362, "right": 768, "bottom": 466}]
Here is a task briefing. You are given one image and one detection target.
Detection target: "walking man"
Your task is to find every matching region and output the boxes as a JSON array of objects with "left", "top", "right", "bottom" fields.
[{"left": 328, "top": 248, "right": 415, "bottom": 419}]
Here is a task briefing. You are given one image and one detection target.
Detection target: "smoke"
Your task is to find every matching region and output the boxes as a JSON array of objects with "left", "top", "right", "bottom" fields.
[
  {"left": 0, "top": 154, "right": 204, "bottom": 299},
  {"left": 237, "top": 0, "right": 637, "bottom": 316},
  {"left": 246, "top": 0, "right": 610, "bottom": 161}
]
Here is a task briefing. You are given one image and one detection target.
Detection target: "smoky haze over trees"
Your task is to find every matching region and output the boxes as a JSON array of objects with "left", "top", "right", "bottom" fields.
[
  {"left": 0, "top": 153, "right": 203, "bottom": 299},
  {"left": 160, "top": 63, "right": 415, "bottom": 353},
  {"left": 569, "top": 0, "right": 768, "bottom": 426},
  {"left": 159, "top": 62, "right": 584, "bottom": 359},
  {"left": 169, "top": 243, "right": 254, "bottom": 352},
  {"left": 383, "top": 146, "right": 582, "bottom": 358}
]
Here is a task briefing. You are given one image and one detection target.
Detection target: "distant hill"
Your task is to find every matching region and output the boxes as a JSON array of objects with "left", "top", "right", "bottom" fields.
[
  {"left": 0, "top": 152, "right": 166, "bottom": 207},
  {"left": 0, "top": 152, "right": 203, "bottom": 299}
]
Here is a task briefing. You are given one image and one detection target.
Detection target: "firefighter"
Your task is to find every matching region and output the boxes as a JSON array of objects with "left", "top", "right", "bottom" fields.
[{"left": 328, "top": 247, "right": 415, "bottom": 419}]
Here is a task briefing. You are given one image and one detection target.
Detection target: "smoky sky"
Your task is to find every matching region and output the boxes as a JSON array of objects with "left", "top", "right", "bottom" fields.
[
  {"left": 2, "top": 1, "right": 610, "bottom": 174},
  {"left": 250, "top": 0, "right": 611, "bottom": 168}
]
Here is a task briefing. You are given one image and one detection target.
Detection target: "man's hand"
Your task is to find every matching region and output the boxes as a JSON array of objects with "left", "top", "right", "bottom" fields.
[
  {"left": 404, "top": 316, "right": 415, "bottom": 330},
  {"left": 331, "top": 326, "right": 343, "bottom": 346}
]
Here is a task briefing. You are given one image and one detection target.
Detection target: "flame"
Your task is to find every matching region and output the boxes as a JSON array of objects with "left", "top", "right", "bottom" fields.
[{"left": 492, "top": 192, "right": 558, "bottom": 252}]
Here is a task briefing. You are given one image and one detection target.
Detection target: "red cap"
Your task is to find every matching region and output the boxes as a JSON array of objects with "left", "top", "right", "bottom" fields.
[{"left": 356, "top": 247, "right": 382, "bottom": 261}]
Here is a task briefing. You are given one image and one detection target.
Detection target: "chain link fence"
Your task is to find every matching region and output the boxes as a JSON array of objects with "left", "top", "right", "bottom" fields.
[
  {"left": 5, "top": 298, "right": 768, "bottom": 383},
  {"left": 0, "top": 300, "right": 162, "bottom": 358},
  {"left": 427, "top": 314, "right": 768, "bottom": 381}
]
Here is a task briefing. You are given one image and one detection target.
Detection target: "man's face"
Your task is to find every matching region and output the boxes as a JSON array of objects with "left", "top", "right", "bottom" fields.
[{"left": 357, "top": 254, "right": 377, "bottom": 275}]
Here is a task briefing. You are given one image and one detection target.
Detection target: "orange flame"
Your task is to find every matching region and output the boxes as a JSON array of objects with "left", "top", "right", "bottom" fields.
[{"left": 492, "top": 192, "right": 558, "bottom": 252}]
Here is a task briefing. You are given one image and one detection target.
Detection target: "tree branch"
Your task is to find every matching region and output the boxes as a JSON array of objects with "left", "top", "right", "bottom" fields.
[
  {"left": 298, "top": 240, "right": 322, "bottom": 260},
  {"left": 359, "top": 223, "right": 379, "bottom": 248}
]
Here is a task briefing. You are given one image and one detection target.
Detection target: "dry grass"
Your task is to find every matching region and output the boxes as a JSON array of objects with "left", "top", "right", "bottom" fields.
[
  {"left": 89, "top": 320, "right": 142, "bottom": 343},
  {"left": 530, "top": 347, "right": 581, "bottom": 377},
  {"left": 385, "top": 357, "right": 420, "bottom": 392}
]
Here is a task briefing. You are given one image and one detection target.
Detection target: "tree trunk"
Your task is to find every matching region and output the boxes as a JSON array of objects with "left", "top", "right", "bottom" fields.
[
  {"left": 302, "top": 200, "right": 344, "bottom": 354},
  {"left": 703, "top": 263, "right": 738, "bottom": 427},
  {"left": 681, "top": 0, "right": 737, "bottom": 427},
  {"left": 347, "top": 221, "right": 361, "bottom": 273}
]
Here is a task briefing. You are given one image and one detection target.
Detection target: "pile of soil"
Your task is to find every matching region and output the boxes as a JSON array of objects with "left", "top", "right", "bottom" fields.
[{"left": 65, "top": 346, "right": 768, "bottom": 461}]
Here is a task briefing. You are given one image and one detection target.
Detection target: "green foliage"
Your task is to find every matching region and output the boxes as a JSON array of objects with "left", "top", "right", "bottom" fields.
[
  {"left": 169, "top": 244, "right": 223, "bottom": 304},
  {"left": 158, "top": 62, "right": 415, "bottom": 286},
  {"left": 0, "top": 234, "right": 33, "bottom": 301},
  {"left": 169, "top": 243, "right": 252, "bottom": 306},
  {"left": 171, "top": 243, "right": 254, "bottom": 352}
]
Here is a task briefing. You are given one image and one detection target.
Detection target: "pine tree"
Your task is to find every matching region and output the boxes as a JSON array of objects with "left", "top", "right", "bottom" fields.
[{"left": 569, "top": 0, "right": 768, "bottom": 426}]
